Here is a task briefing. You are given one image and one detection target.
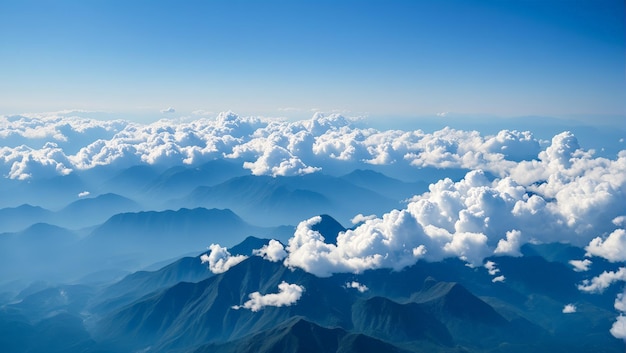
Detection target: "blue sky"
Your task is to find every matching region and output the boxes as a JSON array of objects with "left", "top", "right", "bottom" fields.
[{"left": 0, "top": 0, "right": 624, "bottom": 121}]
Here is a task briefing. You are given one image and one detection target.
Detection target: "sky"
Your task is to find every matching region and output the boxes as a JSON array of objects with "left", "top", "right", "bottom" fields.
[{"left": 0, "top": 0, "right": 624, "bottom": 122}]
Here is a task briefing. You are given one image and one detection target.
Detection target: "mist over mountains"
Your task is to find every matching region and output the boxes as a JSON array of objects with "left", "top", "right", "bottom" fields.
[{"left": 0, "top": 112, "right": 625, "bottom": 352}]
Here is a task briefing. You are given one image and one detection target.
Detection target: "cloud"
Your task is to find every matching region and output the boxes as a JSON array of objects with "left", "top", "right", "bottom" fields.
[
  {"left": 610, "top": 289, "right": 626, "bottom": 340},
  {"left": 562, "top": 304, "right": 577, "bottom": 314},
  {"left": 78, "top": 191, "right": 90, "bottom": 198},
  {"left": 569, "top": 259, "right": 592, "bottom": 272},
  {"left": 484, "top": 261, "right": 499, "bottom": 275},
  {"left": 280, "top": 159, "right": 625, "bottom": 276},
  {"left": 577, "top": 267, "right": 626, "bottom": 293},
  {"left": 436, "top": 112, "right": 449, "bottom": 117},
  {"left": 200, "top": 244, "right": 248, "bottom": 274},
  {"left": 351, "top": 214, "right": 377, "bottom": 225},
  {"left": 161, "top": 107, "right": 176, "bottom": 113},
  {"left": 0, "top": 142, "right": 74, "bottom": 180},
  {"left": 253, "top": 240, "right": 287, "bottom": 262},
  {"left": 585, "top": 228, "right": 626, "bottom": 262},
  {"left": 232, "top": 281, "right": 304, "bottom": 312},
  {"left": 345, "top": 281, "right": 368, "bottom": 293},
  {"left": 492, "top": 275, "right": 506, "bottom": 283},
  {"left": 494, "top": 230, "right": 524, "bottom": 257},
  {"left": 612, "top": 216, "right": 626, "bottom": 227},
  {"left": 611, "top": 315, "right": 626, "bottom": 340},
  {"left": 485, "top": 261, "right": 506, "bottom": 282}
]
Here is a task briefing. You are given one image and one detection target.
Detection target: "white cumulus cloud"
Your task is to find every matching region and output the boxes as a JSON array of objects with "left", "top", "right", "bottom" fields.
[
  {"left": 569, "top": 259, "right": 592, "bottom": 272},
  {"left": 611, "top": 315, "right": 626, "bottom": 340},
  {"left": 492, "top": 275, "right": 506, "bottom": 283},
  {"left": 232, "top": 281, "right": 304, "bottom": 312},
  {"left": 200, "top": 244, "right": 248, "bottom": 274},
  {"left": 253, "top": 239, "right": 287, "bottom": 262},
  {"left": 585, "top": 229, "right": 626, "bottom": 262},
  {"left": 562, "top": 304, "right": 577, "bottom": 314},
  {"left": 345, "top": 281, "right": 369, "bottom": 293},
  {"left": 577, "top": 267, "right": 626, "bottom": 293}
]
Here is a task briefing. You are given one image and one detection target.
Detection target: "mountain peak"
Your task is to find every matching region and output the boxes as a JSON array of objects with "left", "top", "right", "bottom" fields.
[{"left": 310, "top": 214, "right": 346, "bottom": 244}]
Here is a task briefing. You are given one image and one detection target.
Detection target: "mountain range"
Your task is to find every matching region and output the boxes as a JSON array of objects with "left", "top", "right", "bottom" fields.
[
  {"left": 0, "top": 164, "right": 624, "bottom": 353},
  {"left": 1, "top": 215, "right": 622, "bottom": 352}
]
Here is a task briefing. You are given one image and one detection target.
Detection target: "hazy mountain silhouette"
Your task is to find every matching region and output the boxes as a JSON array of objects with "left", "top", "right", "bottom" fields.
[
  {"left": 340, "top": 169, "right": 428, "bottom": 201},
  {"left": 0, "top": 204, "right": 54, "bottom": 233},
  {"left": 56, "top": 193, "right": 142, "bottom": 229},
  {"left": 181, "top": 173, "right": 398, "bottom": 226},
  {"left": 85, "top": 207, "right": 263, "bottom": 262},
  {"left": 145, "top": 159, "right": 249, "bottom": 200}
]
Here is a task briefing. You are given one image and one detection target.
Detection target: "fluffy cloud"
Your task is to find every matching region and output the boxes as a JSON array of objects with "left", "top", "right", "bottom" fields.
[
  {"left": 562, "top": 304, "right": 577, "bottom": 314},
  {"left": 232, "top": 281, "right": 304, "bottom": 312},
  {"left": 200, "top": 244, "right": 248, "bottom": 274},
  {"left": 0, "top": 111, "right": 551, "bottom": 180},
  {"left": 569, "top": 259, "right": 592, "bottom": 272},
  {"left": 1, "top": 111, "right": 625, "bottom": 275},
  {"left": 610, "top": 315, "right": 626, "bottom": 340},
  {"left": 0, "top": 142, "right": 74, "bottom": 180},
  {"left": 345, "top": 281, "right": 368, "bottom": 293},
  {"left": 351, "top": 214, "right": 377, "bottom": 225},
  {"left": 611, "top": 289, "right": 626, "bottom": 340},
  {"left": 494, "top": 230, "right": 524, "bottom": 257},
  {"left": 492, "top": 275, "right": 506, "bottom": 283},
  {"left": 253, "top": 240, "right": 287, "bottom": 262},
  {"left": 161, "top": 107, "right": 176, "bottom": 113},
  {"left": 577, "top": 267, "right": 626, "bottom": 293},
  {"left": 280, "top": 159, "right": 625, "bottom": 276},
  {"left": 585, "top": 229, "right": 626, "bottom": 262},
  {"left": 485, "top": 260, "right": 500, "bottom": 275},
  {"left": 485, "top": 261, "right": 506, "bottom": 283}
]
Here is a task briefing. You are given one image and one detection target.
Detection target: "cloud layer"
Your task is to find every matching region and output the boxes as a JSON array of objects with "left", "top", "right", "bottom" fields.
[{"left": 0, "top": 110, "right": 570, "bottom": 180}]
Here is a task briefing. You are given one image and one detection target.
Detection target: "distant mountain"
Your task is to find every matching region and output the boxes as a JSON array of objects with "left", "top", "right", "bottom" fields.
[
  {"left": 0, "top": 223, "right": 80, "bottom": 284},
  {"left": 340, "top": 169, "right": 429, "bottom": 201},
  {"left": 0, "top": 204, "right": 53, "bottom": 233},
  {"left": 310, "top": 214, "right": 346, "bottom": 244},
  {"left": 520, "top": 242, "right": 586, "bottom": 264},
  {"left": 181, "top": 173, "right": 398, "bottom": 226},
  {"left": 99, "top": 165, "right": 162, "bottom": 198},
  {"left": 0, "top": 173, "right": 88, "bottom": 210},
  {"left": 84, "top": 207, "right": 269, "bottom": 269},
  {"left": 91, "top": 255, "right": 211, "bottom": 315},
  {"left": 0, "top": 311, "right": 95, "bottom": 353},
  {"left": 229, "top": 236, "right": 272, "bottom": 256},
  {"left": 145, "top": 159, "right": 249, "bottom": 200},
  {"left": 183, "top": 175, "right": 331, "bottom": 226},
  {"left": 56, "top": 193, "right": 142, "bottom": 229},
  {"left": 91, "top": 236, "right": 271, "bottom": 315},
  {"left": 6, "top": 284, "right": 94, "bottom": 322},
  {"left": 0, "top": 193, "right": 143, "bottom": 231}
]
